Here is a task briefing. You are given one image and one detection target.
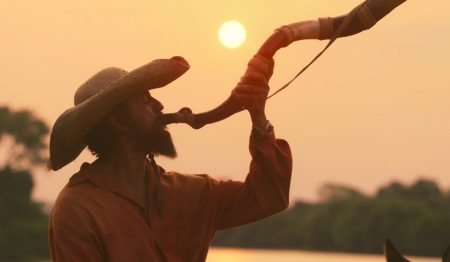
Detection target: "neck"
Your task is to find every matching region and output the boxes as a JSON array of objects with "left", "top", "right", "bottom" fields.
[{"left": 96, "top": 140, "right": 150, "bottom": 196}]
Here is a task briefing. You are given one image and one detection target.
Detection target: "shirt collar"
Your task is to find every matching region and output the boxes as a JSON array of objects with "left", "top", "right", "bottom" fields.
[{"left": 68, "top": 159, "right": 163, "bottom": 210}]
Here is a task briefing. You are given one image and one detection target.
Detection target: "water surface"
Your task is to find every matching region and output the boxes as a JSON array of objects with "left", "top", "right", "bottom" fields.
[{"left": 206, "top": 248, "right": 440, "bottom": 262}]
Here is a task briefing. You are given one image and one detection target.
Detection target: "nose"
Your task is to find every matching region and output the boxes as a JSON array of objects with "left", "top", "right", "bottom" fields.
[{"left": 151, "top": 97, "right": 164, "bottom": 112}]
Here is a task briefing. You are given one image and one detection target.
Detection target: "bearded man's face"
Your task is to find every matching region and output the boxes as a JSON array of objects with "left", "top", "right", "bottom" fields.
[{"left": 117, "top": 91, "right": 177, "bottom": 158}]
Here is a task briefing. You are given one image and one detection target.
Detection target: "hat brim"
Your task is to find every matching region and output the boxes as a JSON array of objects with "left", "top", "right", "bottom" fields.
[{"left": 49, "top": 56, "right": 190, "bottom": 171}]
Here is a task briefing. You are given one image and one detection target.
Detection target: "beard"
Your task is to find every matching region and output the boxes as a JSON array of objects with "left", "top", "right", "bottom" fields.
[
  {"left": 133, "top": 116, "right": 177, "bottom": 158},
  {"left": 148, "top": 126, "right": 177, "bottom": 158}
]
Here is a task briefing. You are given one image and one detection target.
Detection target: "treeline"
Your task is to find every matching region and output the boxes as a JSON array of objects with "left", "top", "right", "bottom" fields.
[
  {"left": 213, "top": 179, "right": 450, "bottom": 257},
  {"left": 0, "top": 106, "right": 50, "bottom": 261},
  {"left": 0, "top": 168, "right": 49, "bottom": 261}
]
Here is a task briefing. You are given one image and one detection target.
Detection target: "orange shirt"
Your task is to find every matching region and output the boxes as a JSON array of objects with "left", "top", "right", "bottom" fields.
[{"left": 49, "top": 133, "right": 292, "bottom": 261}]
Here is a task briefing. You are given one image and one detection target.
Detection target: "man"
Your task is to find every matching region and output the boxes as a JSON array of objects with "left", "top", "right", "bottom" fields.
[{"left": 48, "top": 55, "right": 292, "bottom": 261}]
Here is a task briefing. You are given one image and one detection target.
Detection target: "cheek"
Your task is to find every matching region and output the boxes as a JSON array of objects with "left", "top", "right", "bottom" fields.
[
  {"left": 145, "top": 107, "right": 159, "bottom": 125},
  {"left": 123, "top": 106, "right": 155, "bottom": 133},
  {"left": 139, "top": 108, "right": 159, "bottom": 131}
]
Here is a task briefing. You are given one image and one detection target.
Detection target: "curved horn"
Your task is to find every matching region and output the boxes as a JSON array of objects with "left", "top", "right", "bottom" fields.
[{"left": 163, "top": 0, "right": 407, "bottom": 129}]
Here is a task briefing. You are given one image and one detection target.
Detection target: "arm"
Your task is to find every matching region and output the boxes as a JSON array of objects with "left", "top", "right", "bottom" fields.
[
  {"left": 213, "top": 57, "right": 293, "bottom": 230},
  {"left": 213, "top": 131, "right": 292, "bottom": 230}
]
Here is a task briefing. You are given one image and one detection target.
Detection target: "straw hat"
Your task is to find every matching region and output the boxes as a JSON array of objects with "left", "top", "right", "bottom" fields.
[{"left": 49, "top": 56, "right": 190, "bottom": 171}]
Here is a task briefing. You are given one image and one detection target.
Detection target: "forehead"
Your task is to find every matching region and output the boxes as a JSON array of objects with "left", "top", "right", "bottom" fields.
[
  {"left": 114, "top": 91, "right": 148, "bottom": 111},
  {"left": 127, "top": 91, "right": 151, "bottom": 102}
]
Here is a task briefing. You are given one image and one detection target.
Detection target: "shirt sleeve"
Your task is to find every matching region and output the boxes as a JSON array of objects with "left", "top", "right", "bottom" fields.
[
  {"left": 49, "top": 193, "right": 105, "bottom": 262},
  {"left": 212, "top": 132, "right": 292, "bottom": 230}
]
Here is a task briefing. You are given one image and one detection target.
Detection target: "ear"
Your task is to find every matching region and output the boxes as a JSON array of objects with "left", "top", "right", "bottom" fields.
[
  {"left": 384, "top": 239, "right": 410, "bottom": 262},
  {"left": 107, "top": 113, "right": 129, "bottom": 133}
]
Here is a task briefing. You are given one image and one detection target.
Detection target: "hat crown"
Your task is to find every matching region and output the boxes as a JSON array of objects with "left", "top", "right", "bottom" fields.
[{"left": 74, "top": 67, "right": 128, "bottom": 105}]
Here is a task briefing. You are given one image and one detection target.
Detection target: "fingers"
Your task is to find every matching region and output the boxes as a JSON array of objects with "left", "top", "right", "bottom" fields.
[
  {"left": 234, "top": 72, "right": 269, "bottom": 99},
  {"left": 229, "top": 55, "right": 274, "bottom": 118},
  {"left": 232, "top": 93, "right": 268, "bottom": 106},
  {"left": 232, "top": 84, "right": 268, "bottom": 95},
  {"left": 232, "top": 64, "right": 271, "bottom": 113},
  {"left": 240, "top": 71, "right": 269, "bottom": 85},
  {"left": 232, "top": 82, "right": 269, "bottom": 110}
]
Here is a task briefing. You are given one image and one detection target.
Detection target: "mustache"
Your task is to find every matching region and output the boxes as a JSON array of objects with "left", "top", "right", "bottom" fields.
[
  {"left": 156, "top": 113, "right": 170, "bottom": 132},
  {"left": 155, "top": 113, "right": 165, "bottom": 126}
]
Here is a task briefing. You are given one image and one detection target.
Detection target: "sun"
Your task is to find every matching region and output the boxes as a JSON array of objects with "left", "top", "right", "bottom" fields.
[{"left": 218, "top": 20, "right": 246, "bottom": 49}]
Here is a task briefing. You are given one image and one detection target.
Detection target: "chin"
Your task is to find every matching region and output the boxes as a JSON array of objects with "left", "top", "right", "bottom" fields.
[
  {"left": 149, "top": 130, "right": 177, "bottom": 158},
  {"left": 151, "top": 146, "right": 177, "bottom": 159}
]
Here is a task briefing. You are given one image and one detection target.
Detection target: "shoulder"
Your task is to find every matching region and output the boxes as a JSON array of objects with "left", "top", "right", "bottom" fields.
[
  {"left": 161, "top": 171, "right": 236, "bottom": 201},
  {"left": 162, "top": 171, "right": 219, "bottom": 188},
  {"left": 51, "top": 164, "right": 98, "bottom": 223},
  {"left": 162, "top": 171, "right": 242, "bottom": 196}
]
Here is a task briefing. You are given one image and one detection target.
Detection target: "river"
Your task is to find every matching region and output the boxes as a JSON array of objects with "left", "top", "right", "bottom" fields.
[{"left": 206, "top": 248, "right": 440, "bottom": 262}]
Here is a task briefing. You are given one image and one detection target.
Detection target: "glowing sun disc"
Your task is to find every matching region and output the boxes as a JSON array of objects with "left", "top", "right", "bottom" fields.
[{"left": 218, "top": 20, "right": 246, "bottom": 49}]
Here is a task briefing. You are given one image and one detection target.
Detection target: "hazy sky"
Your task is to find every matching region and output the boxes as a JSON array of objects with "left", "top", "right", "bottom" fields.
[{"left": 1, "top": 0, "right": 449, "bottom": 204}]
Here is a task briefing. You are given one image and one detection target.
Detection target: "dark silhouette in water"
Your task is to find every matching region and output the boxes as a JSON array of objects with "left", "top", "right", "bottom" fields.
[
  {"left": 384, "top": 239, "right": 450, "bottom": 262},
  {"left": 444, "top": 246, "right": 450, "bottom": 262},
  {"left": 384, "top": 239, "right": 410, "bottom": 262}
]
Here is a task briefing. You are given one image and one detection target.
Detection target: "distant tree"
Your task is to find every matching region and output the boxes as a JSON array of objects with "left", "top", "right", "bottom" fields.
[
  {"left": 0, "top": 106, "right": 50, "bottom": 261},
  {"left": 377, "top": 181, "right": 409, "bottom": 198},
  {"left": 409, "top": 179, "right": 442, "bottom": 199},
  {"left": 318, "top": 183, "right": 364, "bottom": 202},
  {"left": 0, "top": 106, "right": 48, "bottom": 170},
  {"left": 377, "top": 179, "right": 442, "bottom": 201}
]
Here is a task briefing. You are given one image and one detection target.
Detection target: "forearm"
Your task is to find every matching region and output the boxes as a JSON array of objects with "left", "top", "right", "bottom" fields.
[
  {"left": 247, "top": 131, "right": 292, "bottom": 211},
  {"left": 215, "top": 130, "right": 292, "bottom": 230}
]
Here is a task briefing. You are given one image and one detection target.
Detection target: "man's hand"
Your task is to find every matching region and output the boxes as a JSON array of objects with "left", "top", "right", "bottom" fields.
[
  {"left": 232, "top": 72, "right": 270, "bottom": 128},
  {"left": 232, "top": 55, "right": 274, "bottom": 128}
]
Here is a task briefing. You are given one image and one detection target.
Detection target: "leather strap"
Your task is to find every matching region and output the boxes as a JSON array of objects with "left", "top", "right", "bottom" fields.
[{"left": 267, "top": 3, "right": 364, "bottom": 99}]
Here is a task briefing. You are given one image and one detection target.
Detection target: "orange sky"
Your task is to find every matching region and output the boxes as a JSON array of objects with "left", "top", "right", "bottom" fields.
[{"left": 1, "top": 0, "right": 449, "bottom": 204}]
